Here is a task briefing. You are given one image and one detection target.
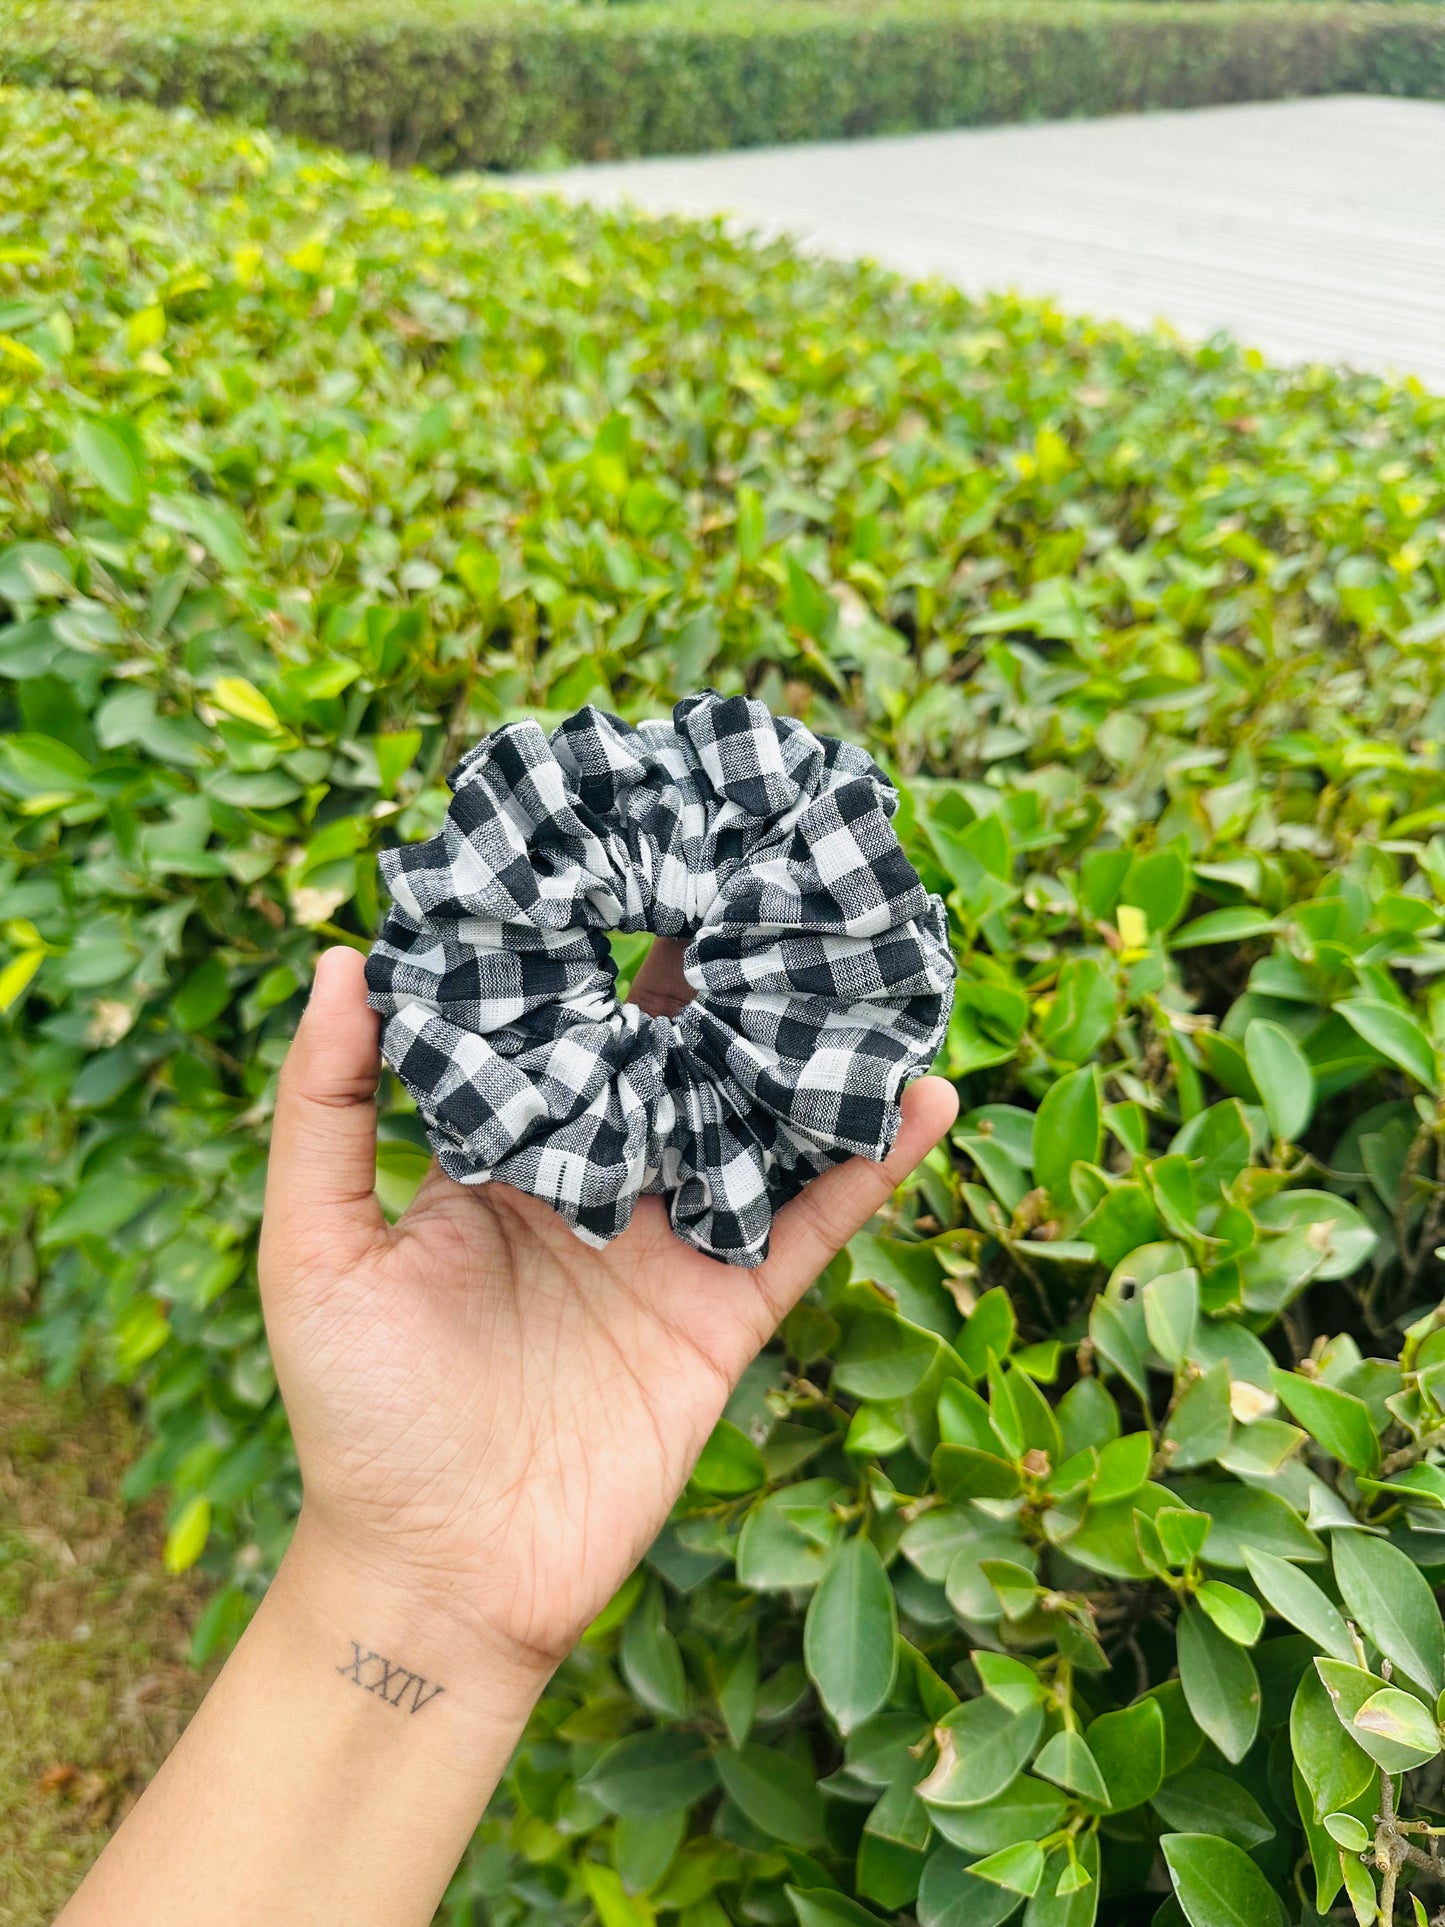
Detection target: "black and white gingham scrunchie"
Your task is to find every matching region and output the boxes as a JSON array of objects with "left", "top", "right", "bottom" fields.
[{"left": 365, "top": 693, "right": 955, "bottom": 1267}]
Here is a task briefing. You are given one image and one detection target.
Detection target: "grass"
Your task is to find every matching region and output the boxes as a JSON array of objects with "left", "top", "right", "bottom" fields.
[{"left": 0, "top": 1323, "right": 216, "bottom": 1925}]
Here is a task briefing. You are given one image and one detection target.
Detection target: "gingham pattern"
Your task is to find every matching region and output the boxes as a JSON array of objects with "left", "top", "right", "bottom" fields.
[{"left": 365, "top": 693, "right": 955, "bottom": 1266}]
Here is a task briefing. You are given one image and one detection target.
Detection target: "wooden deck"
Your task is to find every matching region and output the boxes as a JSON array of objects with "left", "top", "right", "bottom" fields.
[{"left": 516, "top": 96, "right": 1445, "bottom": 388}]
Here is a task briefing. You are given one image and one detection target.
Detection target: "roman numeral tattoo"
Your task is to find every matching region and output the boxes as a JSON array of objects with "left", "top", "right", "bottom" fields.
[{"left": 336, "top": 1640, "right": 446, "bottom": 1715}]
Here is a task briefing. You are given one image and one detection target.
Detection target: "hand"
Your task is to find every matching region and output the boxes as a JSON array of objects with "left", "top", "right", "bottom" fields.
[{"left": 260, "top": 944, "right": 957, "bottom": 1684}]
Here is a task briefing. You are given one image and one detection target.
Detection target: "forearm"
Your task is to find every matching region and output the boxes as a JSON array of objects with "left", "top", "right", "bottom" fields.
[{"left": 58, "top": 1513, "right": 550, "bottom": 1927}]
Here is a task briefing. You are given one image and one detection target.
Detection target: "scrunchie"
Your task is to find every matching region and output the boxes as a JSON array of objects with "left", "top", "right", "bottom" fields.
[{"left": 364, "top": 693, "right": 955, "bottom": 1266}]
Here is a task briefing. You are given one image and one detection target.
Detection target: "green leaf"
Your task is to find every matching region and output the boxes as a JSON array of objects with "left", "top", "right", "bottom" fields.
[
  {"left": 1082, "top": 1696, "right": 1164, "bottom": 1812},
  {"left": 1171, "top": 908, "right": 1278, "bottom": 949},
  {"left": 926, "top": 1776, "right": 1066, "bottom": 1858},
  {"left": 904, "top": 1507, "right": 1028, "bottom": 1604},
  {"left": 980, "top": 1558, "right": 1043, "bottom": 1623},
  {"left": 206, "top": 767, "right": 304, "bottom": 810},
  {"left": 916, "top": 1847, "right": 1021, "bottom": 1927},
  {"left": 1090, "top": 1430, "right": 1151, "bottom": 1504},
  {"left": 1195, "top": 1581, "right": 1263, "bottom": 1647},
  {"left": 1183, "top": 1482, "right": 1324, "bottom": 1568},
  {"left": 1163, "top": 1363, "right": 1233, "bottom": 1471},
  {"left": 938, "top": 1380, "right": 1008, "bottom": 1452},
  {"left": 1341, "top": 1850, "right": 1377, "bottom": 1926},
  {"left": 1350, "top": 1685, "right": 1442, "bottom": 1771},
  {"left": 933, "top": 1444, "right": 1022, "bottom": 1502},
  {"left": 1032, "top": 1066, "right": 1100, "bottom": 1210},
  {"left": 969, "top": 1840, "right": 1044, "bottom": 1896},
  {"left": 1171, "top": 1100, "right": 1253, "bottom": 1201},
  {"left": 0, "top": 538, "right": 74, "bottom": 601},
  {"left": 1322, "top": 1811, "right": 1371, "bottom": 1853},
  {"left": 72, "top": 416, "right": 144, "bottom": 505},
  {"left": 1038, "top": 954, "right": 1115, "bottom": 1063},
  {"left": 846, "top": 1711, "right": 931, "bottom": 1788},
  {"left": 1057, "top": 1377, "right": 1120, "bottom": 1458},
  {"left": 1121, "top": 846, "right": 1191, "bottom": 933},
  {"left": 994, "top": 1359, "right": 1063, "bottom": 1464},
  {"left": 1251, "top": 1190, "right": 1376, "bottom": 1284},
  {"left": 374, "top": 728, "right": 422, "bottom": 793},
  {"left": 1033, "top": 1730, "right": 1108, "bottom": 1803},
  {"left": 1244, "top": 1018, "right": 1315, "bottom": 1143},
  {"left": 1025, "top": 1833, "right": 1099, "bottom": 1927},
  {"left": 957, "top": 1286, "right": 1016, "bottom": 1379},
  {"left": 1176, "top": 1601, "right": 1260, "bottom": 1763},
  {"left": 1151, "top": 1767, "right": 1274, "bottom": 1850},
  {"left": 1062, "top": 1483, "right": 1173, "bottom": 1580},
  {"left": 691, "top": 1418, "right": 766, "bottom": 1495},
  {"left": 917, "top": 1697, "right": 1044, "bottom": 1809},
  {"left": 1269, "top": 1369, "right": 1379, "bottom": 1474},
  {"left": 621, "top": 1579, "right": 688, "bottom": 1720},
  {"left": 581, "top": 1732, "right": 718, "bottom": 1817},
  {"left": 714, "top": 1743, "right": 825, "bottom": 1849},
  {"left": 1079, "top": 1184, "right": 1161, "bottom": 1270},
  {"left": 3, "top": 731, "right": 94, "bottom": 793},
  {"left": 1088, "top": 1293, "right": 1149, "bottom": 1401},
  {"left": 164, "top": 492, "right": 249, "bottom": 572},
  {"left": 804, "top": 1535, "right": 898, "bottom": 1734},
  {"left": 715, "top": 1640, "right": 758, "bottom": 1749},
  {"left": 787, "top": 1890, "right": 886, "bottom": 1927},
  {"left": 1161, "top": 1832, "right": 1286, "bottom": 1927},
  {"left": 835, "top": 1313, "right": 940, "bottom": 1400},
  {"left": 1142, "top": 1267, "right": 1198, "bottom": 1368},
  {"left": 1333, "top": 1531, "right": 1445, "bottom": 1695},
  {"left": 41, "top": 1172, "right": 163, "bottom": 1245},
  {"left": 736, "top": 1480, "right": 844, "bottom": 1591},
  {"left": 1241, "top": 1548, "right": 1355, "bottom": 1663},
  {"left": 1315, "top": 1657, "right": 1380, "bottom": 1724},
  {"left": 1291, "top": 1665, "right": 1375, "bottom": 1821},
  {"left": 1144, "top": 1681, "right": 1204, "bottom": 1777},
  {"left": 1337, "top": 997, "right": 1440, "bottom": 1090},
  {"left": 973, "top": 1652, "right": 1046, "bottom": 1713},
  {"left": 614, "top": 1808, "right": 686, "bottom": 1895}
]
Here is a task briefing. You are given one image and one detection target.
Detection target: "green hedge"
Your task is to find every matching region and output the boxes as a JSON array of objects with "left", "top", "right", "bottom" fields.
[
  {"left": 3, "top": 0, "right": 1444, "bottom": 168},
  {"left": 8, "top": 81, "right": 1445, "bottom": 1927}
]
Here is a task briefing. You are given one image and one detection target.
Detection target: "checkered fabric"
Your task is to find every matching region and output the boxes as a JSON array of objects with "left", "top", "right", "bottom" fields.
[{"left": 365, "top": 693, "right": 955, "bottom": 1267}]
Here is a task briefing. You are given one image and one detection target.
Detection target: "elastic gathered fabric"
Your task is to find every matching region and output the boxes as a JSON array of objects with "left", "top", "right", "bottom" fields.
[{"left": 365, "top": 693, "right": 956, "bottom": 1267}]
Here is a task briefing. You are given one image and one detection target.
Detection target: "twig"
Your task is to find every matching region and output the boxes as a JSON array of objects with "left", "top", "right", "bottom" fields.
[
  {"left": 1381, "top": 1422, "right": 1445, "bottom": 1480},
  {"left": 1378, "top": 1765, "right": 1401, "bottom": 1924}
]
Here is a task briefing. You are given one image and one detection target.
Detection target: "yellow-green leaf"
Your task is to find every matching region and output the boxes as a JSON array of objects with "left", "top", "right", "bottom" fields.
[
  {"left": 163, "top": 1495, "right": 211, "bottom": 1574},
  {"left": 0, "top": 945, "right": 44, "bottom": 1012},
  {"left": 211, "top": 676, "right": 281, "bottom": 732}
]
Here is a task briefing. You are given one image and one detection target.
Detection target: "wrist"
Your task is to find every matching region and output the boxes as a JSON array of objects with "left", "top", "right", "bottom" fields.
[
  {"left": 274, "top": 1510, "right": 555, "bottom": 1749},
  {"left": 61, "top": 1507, "right": 548, "bottom": 1927}
]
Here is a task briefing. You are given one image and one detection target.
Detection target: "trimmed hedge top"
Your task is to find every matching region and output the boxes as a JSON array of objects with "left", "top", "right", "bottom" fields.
[
  {"left": 8, "top": 0, "right": 1425, "bottom": 29},
  {"left": 5, "top": 82, "right": 1445, "bottom": 1926},
  {"left": 5, "top": 0, "right": 1445, "bottom": 171}
]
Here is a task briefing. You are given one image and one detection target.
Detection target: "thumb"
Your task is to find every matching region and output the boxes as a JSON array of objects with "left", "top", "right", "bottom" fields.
[
  {"left": 625, "top": 936, "right": 694, "bottom": 1019},
  {"left": 261, "top": 946, "right": 385, "bottom": 1279}
]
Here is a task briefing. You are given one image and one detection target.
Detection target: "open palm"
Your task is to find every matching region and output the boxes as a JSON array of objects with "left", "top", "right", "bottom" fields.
[{"left": 259, "top": 945, "right": 956, "bottom": 1673}]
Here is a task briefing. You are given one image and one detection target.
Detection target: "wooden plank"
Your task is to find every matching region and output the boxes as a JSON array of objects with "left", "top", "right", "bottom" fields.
[{"left": 511, "top": 97, "right": 1445, "bottom": 387}]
